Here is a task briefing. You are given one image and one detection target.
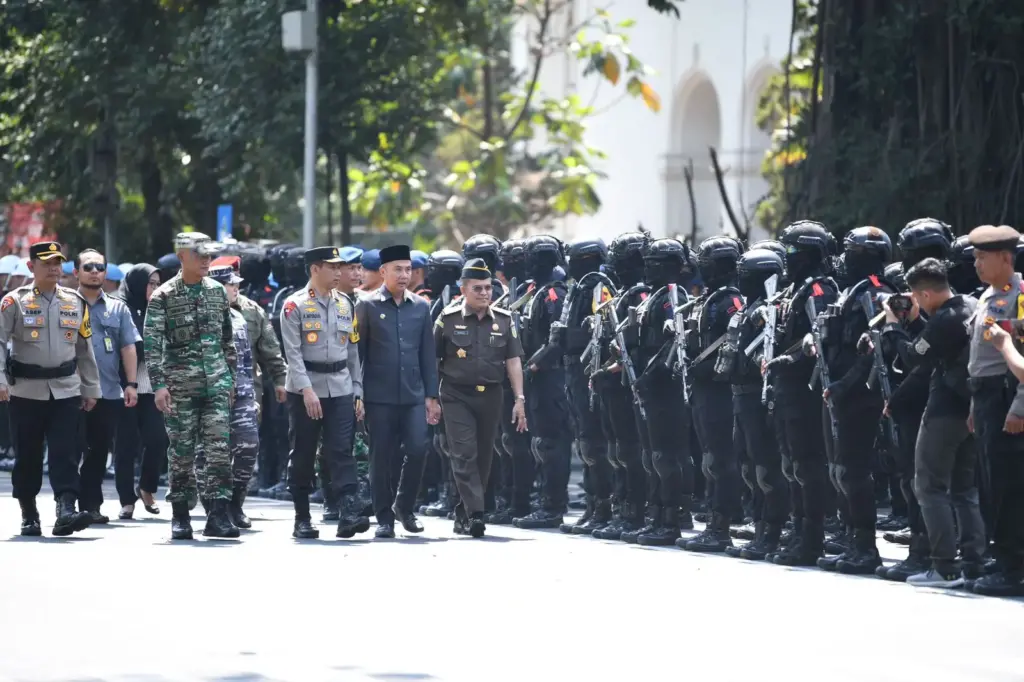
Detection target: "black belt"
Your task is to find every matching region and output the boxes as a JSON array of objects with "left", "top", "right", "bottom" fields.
[
  {"left": 304, "top": 360, "right": 347, "bottom": 374},
  {"left": 448, "top": 382, "right": 499, "bottom": 393},
  {"left": 969, "top": 374, "right": 1016, "bottom": 393},
  {"left": 7, "top": 358, "right": 77, "bottom": 383}
]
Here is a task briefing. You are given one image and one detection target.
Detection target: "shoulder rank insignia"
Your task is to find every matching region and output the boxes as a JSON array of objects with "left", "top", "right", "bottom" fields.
[{"left": 284, "top": 300, "right": 298, "bottom": 318}]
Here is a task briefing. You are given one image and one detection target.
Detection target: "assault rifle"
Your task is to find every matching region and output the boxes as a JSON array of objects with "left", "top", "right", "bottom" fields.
[
  {"left": 664, "top": 284, "right": 698, "bottom": 404},
  {"left": 579, "top": 284, "right": 606, "bottom": 410},
  {"left": 607, "top": 300, "right": 646, "bottom": 421},
  {"left": 806, "top": 296, "right": 839, "bottom": 443},
  {"left": 860, "top": 292, "right": 900, "bottom": 448},
  {"left": 760, "top": 274, "right": 779, "bottom": 405}
]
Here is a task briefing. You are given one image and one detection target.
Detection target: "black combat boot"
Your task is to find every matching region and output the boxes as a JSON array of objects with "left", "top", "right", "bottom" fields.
[
  {"left": 53, "top": 493, "right": 91, "bottom": 536},
  {"left": 592, "top": 502, "right": 628, "bottom": 539},
  {"left": 775, "top": 519, "right": 824, "bottom": 567},
  {"left": 638, "top": 507, "right": 682, "bottom": 546},
  {"left": 337, "top": 498, "right": 371, "bottom": 539},
  {"left": 741, "top": 522, "right": 782, "bottom": 560},
  {"left": 322, "top": 502, "right": 340, "bottom": 522},
  {"left": 767, "top": 518, "right": 801, "bottom": 562},
  {"left": 679, "top": 496, "right": 695, "bottom": 530},
  {"left": 726, "top": 521, "right": 762, "bottom": 557},
  {"left": 230, "top": 487, "right": 252, "bottom": 529},
  {"left": 171, "top": 502, "right": 194, "bottom": 540},
  {"left": 513, "top": 499, "right": 564, "bottom": 529},
  {"left": 19, "top": 498, "right": 41, "bottom": 537},
  {"left": 681, "top": 512, "right": 733, "bottom": 552},
  {"left": 292, "top": 494, "right": 319, "bottom": 539},
  {"left": 730, "top": 521, "right": 758, "bottom": 541},
  {"left": 203, "top": 499, "right": 241, "bottom": 538},
  {"left": 825, "top": 525, "right": 853, "bottom": 555},
  {"left": 575, "top": 498, "right": 612, "bottom": 534},
  {"left": 878, "top": 532, "right": 929, "bottom": 581},
  {"left": 836, "top": 527, "right": 882, "bottom": 575},
  {"left": 421, "top": 482, "right": 455, "bottom": 517},
  {"left": 621, "top": 505, "right": 658, "bottom": 543},
  {"left": 561, "top": 496, "right": 595, "bottom": 534}
]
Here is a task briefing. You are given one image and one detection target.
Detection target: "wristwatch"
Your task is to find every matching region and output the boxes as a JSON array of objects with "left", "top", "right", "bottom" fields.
[
  {"left": 125, "top": 382, "right": 138, "bottom": 389},
  {"left": 515, "top": 395, "right": 525, "bottom": 402}
]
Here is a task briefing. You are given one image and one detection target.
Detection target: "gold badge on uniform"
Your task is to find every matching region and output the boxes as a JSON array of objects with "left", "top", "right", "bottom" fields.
[
  {"left": 314, "top": 322, "right": 322, "bottom": 330},
  {"left": 380, "top": 313, "right": 386, "bottom": 319},
  {"left": 456, "top": 348, "right": 467, "bottom": 358},
  {"left": 64, "top": 330, "right": 73, "bottom": 341},
  {"left": 492, "top": 323, "right": 499, "bottom": 331},
  {"left": 304, "top": 322, "right": 313, "bottom": 329},
  {"left": 30, "top": 330, "right": 39, "bottom": 339},
  {"left": 306, "top": 332, "right": 319, "bottom": 343},
  {"left": 997, "top": 299, "right": 1007, "bottom": 306},
  {"left": 304, "top": 307, "right": 317, "bottom": 313}
]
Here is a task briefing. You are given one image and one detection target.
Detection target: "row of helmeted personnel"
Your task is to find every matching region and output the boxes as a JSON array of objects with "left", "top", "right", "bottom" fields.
[{"left": 406, "top": 222, "right": 1024, "bottom": 597}]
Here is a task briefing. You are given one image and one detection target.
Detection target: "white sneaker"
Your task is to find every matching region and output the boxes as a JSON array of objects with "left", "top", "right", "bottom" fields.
[{"left": 907, "top": 568, "right": 964, "bottom": 588}]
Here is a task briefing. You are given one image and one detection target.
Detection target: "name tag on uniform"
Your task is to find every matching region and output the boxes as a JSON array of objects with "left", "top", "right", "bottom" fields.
[{"left": 104, "top": 337, "right": 114, "bottom": 353}]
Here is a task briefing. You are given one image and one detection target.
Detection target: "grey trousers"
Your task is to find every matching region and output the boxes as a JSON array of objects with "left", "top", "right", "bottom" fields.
[{"left": 913, "top": 411, "right": 987, "bottom": 571}]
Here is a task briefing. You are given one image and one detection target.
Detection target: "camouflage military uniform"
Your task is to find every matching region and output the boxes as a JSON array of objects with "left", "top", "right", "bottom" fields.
[
  {"left": 197, "top": 308, "right": 258, "bottom": 495},
  {"left": 234, "top": 292, "right": 286, "bottom": 409},
  {"left": 144, "top": 272, "right": 236, "bottom": 504}
]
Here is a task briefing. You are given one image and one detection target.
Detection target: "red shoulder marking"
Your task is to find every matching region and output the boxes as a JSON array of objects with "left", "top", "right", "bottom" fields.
[
  {"left": 0, "top": 294, "right": 13, "bottom": 313},
  {"left": 869, "top": 275, "right": 881, "bottom": 288},
  {"left": 283, "top": 300, "right": 297, "bottom": 318},
  {"left": 811, "top": 283, "right": 824, "bottom": 296},
  {"left": 640, "top": 292, "right": 648, "bottom": 301},
  {"left": 547, "top": 287, "right": 558, "bottom": 302}
]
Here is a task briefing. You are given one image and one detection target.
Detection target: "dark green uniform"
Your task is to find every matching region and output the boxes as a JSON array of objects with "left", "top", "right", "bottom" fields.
[{"left": 434, "top": 302, "right": 523, "bottom": 517}]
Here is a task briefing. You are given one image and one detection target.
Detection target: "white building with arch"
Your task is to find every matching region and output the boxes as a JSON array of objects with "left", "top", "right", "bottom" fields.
[{"left": 516, "top": 0, "right": 792, "bottom": 243}]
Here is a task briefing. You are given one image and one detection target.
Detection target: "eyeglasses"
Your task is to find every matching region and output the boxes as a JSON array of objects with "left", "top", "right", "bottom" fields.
[
  {"left": 80, "top": 263, "right": 106, "bottom": 273},
  {"left": 470, "top": 284, "right": 493, "bottom": 294}
]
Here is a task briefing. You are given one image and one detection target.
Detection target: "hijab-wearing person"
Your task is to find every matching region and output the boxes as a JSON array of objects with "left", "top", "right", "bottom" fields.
[{"left": 112, "top": 264, "right": 167, "bottom": 519}]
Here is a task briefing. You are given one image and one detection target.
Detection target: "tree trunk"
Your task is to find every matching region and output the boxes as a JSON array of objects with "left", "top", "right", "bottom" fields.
[
  {"left": 326, "top": 151, "right": 334, "bottom": 244},
  {"left": 338, "top": 149, "right": 352, "bottom": 245},
  {"left": 139, "top": 141, "right": 173, "bottom": 259}
]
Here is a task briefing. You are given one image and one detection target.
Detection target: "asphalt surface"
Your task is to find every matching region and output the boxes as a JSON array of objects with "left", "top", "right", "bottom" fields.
[{"left": 1, "top": 474, "right": 1023, "bottom": 682}]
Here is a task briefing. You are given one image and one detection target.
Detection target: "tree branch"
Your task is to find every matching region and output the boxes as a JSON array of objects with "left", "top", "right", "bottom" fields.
[{"left": 502, "top": 0, "right": 553, "bottom": 143}]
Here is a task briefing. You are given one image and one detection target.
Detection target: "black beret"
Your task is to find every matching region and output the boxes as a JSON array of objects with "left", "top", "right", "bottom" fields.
[
  {"left": 461, "top": 257, "right": 491, "bottom": 281},
  {"left": 968, "top": 224, "right": 1020, "bottom": 252},
  {"left": 380, "top": 244, "right": 412, "bottom": 265}
]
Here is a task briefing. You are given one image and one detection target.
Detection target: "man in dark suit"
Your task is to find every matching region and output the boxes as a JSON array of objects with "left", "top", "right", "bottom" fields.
[{"left": 355, "top": 244, "right": 440, "bottom": 539}]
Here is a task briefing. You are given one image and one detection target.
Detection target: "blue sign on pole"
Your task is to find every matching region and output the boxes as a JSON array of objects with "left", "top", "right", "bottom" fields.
[{"left": 217, "top": 204, "right": 233, "bottom": 241}]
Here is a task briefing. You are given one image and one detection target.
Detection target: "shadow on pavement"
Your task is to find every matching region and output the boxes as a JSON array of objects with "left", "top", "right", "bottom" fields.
[{"left": 5, "top": 535, "right": 100, "bottom": 543}]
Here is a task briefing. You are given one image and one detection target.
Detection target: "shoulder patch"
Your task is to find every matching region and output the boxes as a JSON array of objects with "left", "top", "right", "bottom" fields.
[
  {"left": 284, "top": 300, "right": 298, "bottom": 318},
  {"left": 0, "top": 295, "right": 13, "bottom": 313},
  {"left": 547, "top": 288, "right": 558, "bottom": 302},
  {"left": 914, "top": 337, "right": 931, "bottom": 355},
  {"left": 812, "top": 283, "right": 824, "bottom": 296},
  {"left": 79, "top": 305, "right": 93, "bottom": 339}
]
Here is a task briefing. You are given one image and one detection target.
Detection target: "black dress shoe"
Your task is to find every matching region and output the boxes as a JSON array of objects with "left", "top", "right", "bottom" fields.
[
  {"left": 84, "top": 509, "right": 110, "bottom": 525},
  {"left": 393, "top": 508, "right": 424, "bottom": 533},
  {"left": 469, "top": 513, "right": 486, "bottom": 538},
  {"left": 375, "top": 523, "right": 396, "bottom": 539}
]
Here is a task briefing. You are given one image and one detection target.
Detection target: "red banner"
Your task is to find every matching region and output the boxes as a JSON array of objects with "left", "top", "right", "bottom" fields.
[{"left": 1, "top": 202, "right": 59, "bottom": 258}]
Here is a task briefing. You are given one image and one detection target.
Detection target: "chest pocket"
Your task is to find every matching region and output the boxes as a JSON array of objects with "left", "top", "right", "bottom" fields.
[
  {"left": 166, "top": 304, "right": 195, "bottom": 346},
  {"left": 21, "top": 310, "right": 46, "bottom": 342},
  {"left": 488, "top": 329, "right": 507, "bottom": 349},
  {"left": 451, "top": 328, "right": 472, "bottom": 348},
  {"left": 301, "top": 312, "right": 326, "bottom": 346}
]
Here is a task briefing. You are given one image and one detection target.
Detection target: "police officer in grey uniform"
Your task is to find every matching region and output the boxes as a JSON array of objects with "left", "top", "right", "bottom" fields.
[
  {"left": 0, "top": 241, "right": 102, "bottom": 536},
  {"left": 280, "top": 246, "right": 369, "bottom": 540},
  {"left": 966, "top": 224, "right": 1024, "bottom": 597}
]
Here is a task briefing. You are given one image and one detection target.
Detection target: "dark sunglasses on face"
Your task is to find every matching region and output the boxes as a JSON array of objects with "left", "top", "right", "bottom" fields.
[
  {"left": 470, "top": 284, "right": 493, "bottom": 294},
  {"left": 80, "top": 263, "right": 106, "bottom": 273}
]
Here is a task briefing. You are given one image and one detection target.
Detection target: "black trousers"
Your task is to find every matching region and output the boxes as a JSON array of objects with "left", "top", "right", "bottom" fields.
[
  {"left": 258, "top": 394, "right": 289, "bottom": 487},
  {"left": 366, "top": 401, "right": 428, "bottom": 524},
  {"left": 600, "top": 377, "right": 646, "bottom": 508},
  {"left": 0, "top": 401, "right": 11, "bottom": 453},
  {"left": 565, "top": 361, "right": 613, "bottom": 500},
  {"left": 499, "top": 381, "right": 534, "bottom": 513},
  {"left": 734, "top": 390, "right": 788, "bottom": 525},
  {"left": 440, "top": 382, "right": 503, "bottom": 516},
  {"left": 78, "top": 398, "right": 123, "bottom": 511},
  {"left": 10, "top": 395, "right": 81, "bottom": 501},
  {"left": 113, "top": 393, "right": 166, "bottom": 506},
  {"left": 643, "top": 372, "right": 693, "bottom": 509},
  {"left": 892, "top": 405, "right": 926, "bottom": 534},
  {"left": 971, "top": 376, "right": 1024, "bottom": 571},
  {"left": 692, "top": 379, "right": 742, "bottom": 519},
  {"left": 287, "top": 393, "right": 357, "bottom": 513},
  {"left": 526, "top": 368, "right": 572, "bottom": 511},
  {"left": 834, "top": 389, "right": 883, "bottom": 531},
  {"left": 776, "top": 382, "right": 829, "bottom": 524}
]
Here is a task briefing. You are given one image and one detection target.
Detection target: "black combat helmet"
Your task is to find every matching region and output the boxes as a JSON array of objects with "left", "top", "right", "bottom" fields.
[
  {"left": 779, "top": 220, "right": 831, "bottom": 280},
  {"left": 567, "top": 237, "right": 607, "bottom": 281},
  {"left": 696, "top": 235, "right": 742, "bottom": 289},
  {"left": 426, "top": 249, "right": 465, "bottom": 293},
  {"left": 269, "top": 243, "right": 296, "bottom": 285},
  {"left": 238, "top": 243, "right": 270, "bottom": 288},
  {"left": 737, "top": 248, "right": 784, "bottom": 301},
  {"left": 524, "top": 234, "right": 565, "bottom": 281},
  {"left": 884, "top": 262, "right": 907, "bottom": 291},
  {"left": 749, "top": 239, "right": 786, "bottom": 263},
  {"left": 462, "top": 234, "right": 502, "bottom": 273},
  {"left": 643, "top": 238, "right": 688, "bottom": 287},
  {"left": 285, "top": 246, "right": 307, "bottom": 285},
  {"left": 500, "top": 238, "right": 528, "bottom": 281},
  {"left": 947, "top": 235, "right": 982, "bottom": 294},
  {"left": 898, "top": 218, "right": 954, "bottom": 268},
  {"left": 608, "top": 231, "right": 649, "bottom": 286},
  {"left": 843, "top": 226, "right": 892, "bottom": 281}
]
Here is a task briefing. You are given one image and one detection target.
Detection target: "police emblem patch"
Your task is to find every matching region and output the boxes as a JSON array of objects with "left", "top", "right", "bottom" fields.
[
  {"left": 304, "top": 322, "right": 313, "bottom": 329},
  {"left": 64, "top": 330, "right": 73, "bottom": 341},
  {"left": 0, "top": 296, "right": 12, "bottom": 313},
  {"left": 284, "top": 301, "right": 298, "bottom": 318},
  {"left": 314, "top": 322, "right": 322, "bottom": 330},
  {"left": 306, "top": 332, "right": 319, "bottom": 343},
  {"left": 30, "top": 330, "right": 39, "bottom": 339},
  {"left": 914, "top": 337, "right": 930, "bottom": 354}
]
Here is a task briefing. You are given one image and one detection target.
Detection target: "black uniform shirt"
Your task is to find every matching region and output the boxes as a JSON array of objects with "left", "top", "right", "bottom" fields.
[{"left": 435, "top": 303, "right": 523, "bottom": 386}]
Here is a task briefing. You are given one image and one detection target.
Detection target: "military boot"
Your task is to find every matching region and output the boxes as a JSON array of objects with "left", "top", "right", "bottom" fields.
[
  {"left": 203, "top": 499, "right": 241, "bottom": 538},
  {"left": 513, "top": 507, "right": 563, "bottom": 530},
  {"left": 679, "top": 496, "right": 695, "bottom": 530},
  {"left": 170, "top": 502, "right": 194, "bottom": 540},
  {"left": 883, "top": 527, "right": 912, "bottom": 545},
  {"left": 421, "top": 482, "right": 454, "bottom": 517},
  {"left": 730, "top": 521, "right": 758, "bottom": 541},
  {"left": 18, "top": 498, "right": 41, "bottom": 537},
  {"left": 767, "top": 518, "right": 801, "bottom": 562},
  {"left": 825, "top": 525, "right": 853, "bottom": 555},
  {"left": 836, "top": 527, "right": 882, "bottom": 575},
  {"left": 681, "top": 512, "right": 733, "bottom": 552},
  {"left": 621, "top": 505, "right": 659, "bottom": 543},
  {"left": 592, "top": 503, "right": 627, "bottom": 540},
  {"left": 575, "top": 498, "right": 612, "bottom": 534},
  {"left": 337, "top": 498, "right": 372, "bottom": 538},
  {"left": 230, "top": 487, "right": 252, "bottom": 529},
  {"left": 637, "top": 507, "right": 681, "bottom": 546},
  {"left": 52, "top": 493, "right": 91, "bottom": 536},
  {"left": 775, "top": 519, "right": 824, "bottom": 567},
  {"left": 614, "top": 503, "right": 648, "bottom": 541},
  {"left": 741, "top": 522, "right": 783, "bottom": 560},
  {"left": 561, "top": 496, "right": 594, "bottom": 534},
  {"left": 322, "top": 503, "right": 340, "bottom": 522},
  {"left": 292, "top": 495, "right": 319, "bottom": 539},
  {"left": 879, "top": 532, "right": 929, "bottom": 581},
  {"left": 726, "top": 521, "right": 762, "bottom": 557}
]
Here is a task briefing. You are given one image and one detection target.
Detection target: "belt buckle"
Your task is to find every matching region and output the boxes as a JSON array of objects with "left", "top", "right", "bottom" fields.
[{"left": 476, "top": 385, "right": 485, "bottom": 392}]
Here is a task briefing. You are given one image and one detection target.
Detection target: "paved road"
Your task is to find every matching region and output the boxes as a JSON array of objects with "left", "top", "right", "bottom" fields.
[{"left": 1, "top": 475, "right": 1022, "bottom": 682}]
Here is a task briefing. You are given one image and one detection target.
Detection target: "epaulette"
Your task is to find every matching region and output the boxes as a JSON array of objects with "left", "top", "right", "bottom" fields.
[
  {"left": 441, "top": 300, "right": 463, "bottom": 315},
  {"left": 58, "top": 286, "right": 88, "bottom": 304},
  {"left": 491, "top": 306, "right": 511, "bottom": 316}
]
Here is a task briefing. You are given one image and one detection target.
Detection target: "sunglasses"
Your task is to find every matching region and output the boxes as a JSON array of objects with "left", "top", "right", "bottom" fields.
[
  {"left": 80, "top": 263, "right": 106, "bottom": 273},
  {"left": 469, "top": 284, "right": 493, "bottom": 294}
]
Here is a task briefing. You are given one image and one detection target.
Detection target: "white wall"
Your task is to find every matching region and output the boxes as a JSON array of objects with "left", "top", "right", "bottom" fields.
[{"left": 515, "top": 0, "right": 792, "bottom": 244}]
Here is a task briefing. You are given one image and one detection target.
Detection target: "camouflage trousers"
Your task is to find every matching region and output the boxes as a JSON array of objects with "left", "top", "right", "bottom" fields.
[
  {"left": 196, "top": 397, "right": 259, "bottom": 497},
  {"left": 165, "top": 391, "right": 232, "bottom": 503}
]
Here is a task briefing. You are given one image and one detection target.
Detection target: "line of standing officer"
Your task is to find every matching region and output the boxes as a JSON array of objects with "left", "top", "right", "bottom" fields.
[{"left": 0, "top": 241, "right": 102, "bottom": 537}]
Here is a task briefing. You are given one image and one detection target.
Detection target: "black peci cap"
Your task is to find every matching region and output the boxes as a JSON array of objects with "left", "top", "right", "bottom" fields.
[{"left": 380, "top": 244, "right": 412, "bottom": 265}]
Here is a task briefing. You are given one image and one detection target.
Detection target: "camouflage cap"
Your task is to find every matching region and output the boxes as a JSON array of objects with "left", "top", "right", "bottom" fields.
[{"left": 174, "top": 231, "right": 225, "bottom": 256}]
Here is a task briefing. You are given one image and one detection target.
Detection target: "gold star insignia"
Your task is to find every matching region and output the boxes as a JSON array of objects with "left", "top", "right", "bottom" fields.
[{"left": 456, "top": 348, "right": 467, "bottom": 358}]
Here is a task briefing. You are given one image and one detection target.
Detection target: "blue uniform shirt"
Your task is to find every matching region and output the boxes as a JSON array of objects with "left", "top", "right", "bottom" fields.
[
  {"left": 85, "top": 291, "right": 141, "bottom": 399},
  {"left": 355, "top": 285, "right": 439, "bottom": 405}
]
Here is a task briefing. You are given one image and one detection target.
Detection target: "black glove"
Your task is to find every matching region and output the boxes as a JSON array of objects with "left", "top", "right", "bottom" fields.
[{"left": 856, "top": 332, "right": 872, "bottom": 355}]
